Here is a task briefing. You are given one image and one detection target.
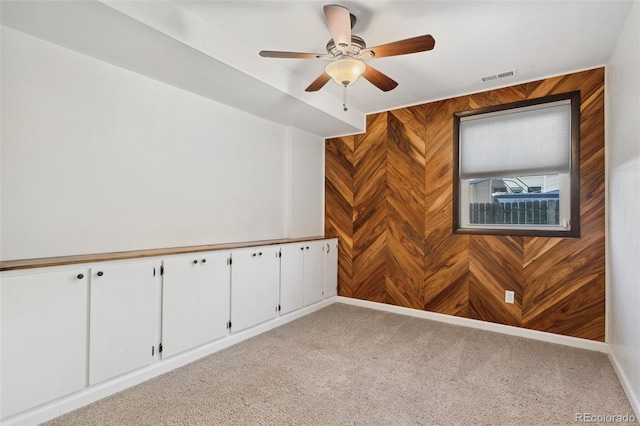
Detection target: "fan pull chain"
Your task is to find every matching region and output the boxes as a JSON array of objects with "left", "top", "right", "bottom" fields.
[{"left": 342, "top": 85, "right": 348, "bottom": 111}]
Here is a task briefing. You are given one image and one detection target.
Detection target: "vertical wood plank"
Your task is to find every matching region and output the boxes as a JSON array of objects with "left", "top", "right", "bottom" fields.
[
  {"left": 325, "top": 135, "right": 354, "bottom": 297},
  {"left": 424, "top": 98, "right": 469, "bottom": 317},
  {"left": 386, "top": 106, "right": 426, "bottom": 309},
  {"left": 352, "top": 113, "right": 387, "bottom": 302}
]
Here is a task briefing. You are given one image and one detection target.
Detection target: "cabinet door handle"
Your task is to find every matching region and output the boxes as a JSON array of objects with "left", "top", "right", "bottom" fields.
[
  {"left": 201, "top": 259, "right": 206, "bottom": 263},
  {"left": 306, "top": 246, "right": 309, "bottom": 250},
  {"left": 77, "top": 273, "right": 84, "bottom": 280},
  {"left": 326, "top": 243, "right": 330, "bottom": 253},
  {"left": 96, "top": 271, "right": 104, "bottom": 277},
  {"left": 193, "top": 260, "right": 198, "bottom": 264},
  {"left": 258, "top": 252, "right": 263, "bottom": 256},
  {"left": 300, "top": 247, "right": 304, "bottom": 250},
  {"left": 252, "top": 253, "right": 257, "bottom": 257}
]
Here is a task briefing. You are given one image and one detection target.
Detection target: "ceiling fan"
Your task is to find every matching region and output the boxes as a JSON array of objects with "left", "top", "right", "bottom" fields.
[{"left": 259, "top": 4, "right": 435, "bottom": 109}]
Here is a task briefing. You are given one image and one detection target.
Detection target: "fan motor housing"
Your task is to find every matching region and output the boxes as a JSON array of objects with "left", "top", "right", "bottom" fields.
[{"left": 326, "top": 35, "right": 366, "bottom": 58}]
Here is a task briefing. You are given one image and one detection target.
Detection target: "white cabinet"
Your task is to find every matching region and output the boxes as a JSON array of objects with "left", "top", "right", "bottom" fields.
[
  {"left": 230, "top": 246, "right": 279, "bottom": 333},
  {"left": 1, "top": 268, "right": 88, "bottom": 418},
  {"left": 323, "top": 238, "right": 338, "bottom": 298},
  {"left": 303, "top": 240, "right": 324, "bottom": 306},
  {"left": 0, "top": 237, "right": 333, "bottom": 420},
  {"left": 89, "top": 260, "right": 156, "bottom": 385},
  {"left": 162, "top": 252, "right": 230, "bottom": 358},
  {"left": 279, "top": 243, "right": 304, "bottom": 315},
  {"left": 280, "top": 239, "right": 336, "bottom": 314}
]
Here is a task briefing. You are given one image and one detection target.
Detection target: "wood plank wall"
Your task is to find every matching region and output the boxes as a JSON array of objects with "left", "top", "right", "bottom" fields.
[{"left": 325, "top": 68, "right": 605, "bottom": 341}]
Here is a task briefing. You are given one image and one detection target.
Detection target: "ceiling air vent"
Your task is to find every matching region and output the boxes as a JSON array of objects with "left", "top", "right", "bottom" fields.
[{"left": 481, "top": 69, "right": 516, "bottom": 82}]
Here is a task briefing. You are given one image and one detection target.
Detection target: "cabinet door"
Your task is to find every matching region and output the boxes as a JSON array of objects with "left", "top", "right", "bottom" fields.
[
  {"left": 303, "top": 241, "right": 324, "bottom": 306},
  {"left": 323, "top": 238, "right": 339, "bottom": 298},
  {"left": 230, "top": 246, "right": 279, "bottom": 333},
  {"left": 279, "top": 243, "right": 304, "bottom": 315},
  {"left": 162, "top": 252, "right": 230, "bottom": 358},
  {"left": 89, "top": 261, "right": 155, "bottom": 385},
  {"left": 1, "top": 269, "right": 88, "bottom": 418}
]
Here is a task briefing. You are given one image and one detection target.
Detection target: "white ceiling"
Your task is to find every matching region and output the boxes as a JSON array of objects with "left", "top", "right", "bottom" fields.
[{"left": 1, "top": 1, "right": 635, "bottom": 137}]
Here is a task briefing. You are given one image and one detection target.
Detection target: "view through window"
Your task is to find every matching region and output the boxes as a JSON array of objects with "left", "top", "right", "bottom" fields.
[
  {"left": 453, "top": 91, "right": 580, "bottom": 237},
  {"left": 466, "top": 175, "right": 563, "bottom": 226}
]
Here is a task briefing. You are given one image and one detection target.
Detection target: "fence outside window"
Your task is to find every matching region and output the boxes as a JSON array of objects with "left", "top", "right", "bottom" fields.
[{"left": 469, "top": 199, "right": 559, "bottom": 225}]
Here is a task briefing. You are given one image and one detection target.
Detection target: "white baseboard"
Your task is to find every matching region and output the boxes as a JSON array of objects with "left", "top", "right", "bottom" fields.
[
  {"left": 1, "top": 298, "right": 336, "bottom": 426},
  {"left": 337, "top": 296, "right": 608, "bottom": 353},
  {"left": 608, "top": 348, "right": 640, "bottom": 420}
]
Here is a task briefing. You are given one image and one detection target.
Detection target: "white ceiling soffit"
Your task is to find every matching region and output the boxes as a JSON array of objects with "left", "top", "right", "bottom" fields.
[
  {"left": 0, "top": 0, "right": 366, "bottom": 138},
  {"left": 177, "top": 0, "right": 633, "bottom": 114},
  {"left": 1, "top": 1, "right": 634, "bottom": 137}
]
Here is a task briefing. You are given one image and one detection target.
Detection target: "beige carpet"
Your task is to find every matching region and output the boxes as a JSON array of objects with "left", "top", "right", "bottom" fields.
[{"left": 46, "top": 303, "right": 636, "bottom": 425}]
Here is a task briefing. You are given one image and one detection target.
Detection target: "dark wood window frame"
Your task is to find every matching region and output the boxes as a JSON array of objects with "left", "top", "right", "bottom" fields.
[{"left": 452, "top": 91, "right": 581, "bottom": 238}]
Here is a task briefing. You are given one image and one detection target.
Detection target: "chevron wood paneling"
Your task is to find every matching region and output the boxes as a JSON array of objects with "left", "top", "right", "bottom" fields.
[
  {"left": 423, "top": 98, "right": 470, "bottom": 317},
  {"left": 325, "top": 68, "right": 605, "bottom": 341},
  {"left": 325, "top": 135, "right": 354, "bottom": 297},
  {"left": 522, "top": 68, "right": 606, "bottom": 340},
  {"left": 469, "top": 235, "right": 523, "bottom": 327},
  {"left": 386, "top": 106, "right": 426, "bottom": 309},
  {"left": 352, "top": 113, "right": 387, "bottom": 303}
]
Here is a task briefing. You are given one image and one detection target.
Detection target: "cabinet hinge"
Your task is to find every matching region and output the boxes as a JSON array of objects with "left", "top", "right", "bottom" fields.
[
  {"left": 227, "top": 321, "right": 232, "bottom": 329},
  {"left": 159, "top": 343, "right": 163, "bottom": 353},
  {"left": 160, "top": 265, "right": 164, "bottom": 275}
]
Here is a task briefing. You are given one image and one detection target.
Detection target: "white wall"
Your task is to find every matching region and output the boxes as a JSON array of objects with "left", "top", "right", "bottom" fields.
[
  {"left": 0, "top": 26, "right": 325, "bottom": 260},
  {"left": 288, "top": 127, "right": 325, "bottom": 238},
  {"left": 607, "top": 0, "right": 640, "bottom": 417}
]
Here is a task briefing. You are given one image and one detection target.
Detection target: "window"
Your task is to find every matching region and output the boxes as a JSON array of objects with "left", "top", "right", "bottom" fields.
[{"left": 453, "top": 91, "right": 580, "bottom": 237}]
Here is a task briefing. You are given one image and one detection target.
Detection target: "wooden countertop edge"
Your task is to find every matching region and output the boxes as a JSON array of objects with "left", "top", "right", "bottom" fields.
[{"left": 0, "top": 236, "right": 330, "bottom": 271}]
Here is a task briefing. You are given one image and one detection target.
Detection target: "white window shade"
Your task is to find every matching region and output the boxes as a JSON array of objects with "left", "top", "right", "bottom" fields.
[{"left": 459, "top": 100, "right": 571, "bottom": 179}]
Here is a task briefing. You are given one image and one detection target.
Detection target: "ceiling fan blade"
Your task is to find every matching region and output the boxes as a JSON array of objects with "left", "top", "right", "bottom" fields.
[
  {"left": 323, "top": 5, "right": 351, "bottom": 48},
  {"left": 361, "top": 65, "right": 398, "bottom": 92},
  {"left": 259, "top": 50, "right": 327, "bottom": 59},
  {"left": 305, "top": 72, "right": 332, "bottom": 92},
  {"left": 364, "top": 35, "right": 435, "bottom": 59}
]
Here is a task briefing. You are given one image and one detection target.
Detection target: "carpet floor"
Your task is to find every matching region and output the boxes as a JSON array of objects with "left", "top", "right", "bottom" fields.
[{"left": 46, "top": 303, "right": 636, "bottom": 425}]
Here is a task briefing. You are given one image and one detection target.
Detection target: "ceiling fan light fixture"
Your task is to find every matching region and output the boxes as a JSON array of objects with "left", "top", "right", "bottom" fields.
[
  {"left": 325, "top": 57, "right": 366, "bottom": 86},
  {"left": 259, "top": 5, "right": 434, "bottom": 94}
]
